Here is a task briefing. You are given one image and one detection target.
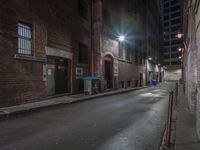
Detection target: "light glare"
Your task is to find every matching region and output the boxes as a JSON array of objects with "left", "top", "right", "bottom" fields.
[
  {"left": 118, "top": 35, "right": 125, "bottom": 42},
  {"left": 176, "top": 33, "right": 184, "bottom": 39}
]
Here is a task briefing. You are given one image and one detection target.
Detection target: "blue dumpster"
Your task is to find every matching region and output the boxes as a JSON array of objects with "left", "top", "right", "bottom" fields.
[{"left": 151, "top": 80, "right": 157, "bottom": 86}]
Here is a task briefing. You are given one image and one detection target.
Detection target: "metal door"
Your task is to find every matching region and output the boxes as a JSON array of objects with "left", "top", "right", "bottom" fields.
[
  {"left": 55, "top": 59, "right": 68, "bottom": 94},
  {"left": 46, "top": 64, "right": 55, "bottom": 96}
]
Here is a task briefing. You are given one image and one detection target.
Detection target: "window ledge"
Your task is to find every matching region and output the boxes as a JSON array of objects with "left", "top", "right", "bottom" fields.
[
  {"left": 118, "top": 58, "right": 132, "bottom": 64},
  {"left": 138, "top": 64, "right": 146, "bottom": 66},
  {"left": 14, "top": 54, "right": 46, "bottom": 62},
  {"left": 77, "top": 63, "right": 88, "bottom": 67}
]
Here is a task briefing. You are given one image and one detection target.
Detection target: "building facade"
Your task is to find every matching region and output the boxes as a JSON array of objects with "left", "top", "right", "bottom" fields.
[
  {"left": 146, "top": 0, "right": 164, "bottom": 84},
  {"left": 163, "top": 0, "right": 182, "bottom": 80},
  {"left": 0, "top": 0, "right": 93, "bottom": 107},
  {"left": 0, "top": 0, "right": 163, "bottom": 108},
  {"left": 182, "top": 0, "right": 200, "bottom": 139}
]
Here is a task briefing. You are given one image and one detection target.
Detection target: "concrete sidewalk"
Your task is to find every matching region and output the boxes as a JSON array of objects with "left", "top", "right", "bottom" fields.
[
  {"left": 0, "top": 86, "right": 147, "bottom": 119},
  {"left": 160, "top": 83, "right": 200, "bottom": 150},
  {"left": 174, "top": 84, "right": 200, "bottom": 150}
]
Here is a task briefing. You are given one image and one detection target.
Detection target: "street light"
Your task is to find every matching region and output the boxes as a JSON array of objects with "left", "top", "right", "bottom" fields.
[
  {"left": 176, "top": 33, "right": 187, "bottom": 49},
  {"left": 118, "top": 35, "right": 125, "bottom": 42},
  {"left": 176, "top": 33, "right": 184, "bottom": 39},
  {"left": 148, "top": 57, "right": 152, "bottom": 61}
]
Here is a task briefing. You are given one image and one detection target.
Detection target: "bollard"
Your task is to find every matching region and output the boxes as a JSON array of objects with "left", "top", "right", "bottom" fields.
[
  {"left": 175, "top": 82, "right": 178, "bottom": 105},
  {"left": 166, "top": 91, "right": 174, "bottom": 147},
  {"left": 176, "top": 82, "right": 178, "bottom": 96}
]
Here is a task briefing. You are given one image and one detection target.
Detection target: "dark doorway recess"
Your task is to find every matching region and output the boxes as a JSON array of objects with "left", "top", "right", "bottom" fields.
[{"left": 55, "top": 59, "right": 68, "bottom": 94}]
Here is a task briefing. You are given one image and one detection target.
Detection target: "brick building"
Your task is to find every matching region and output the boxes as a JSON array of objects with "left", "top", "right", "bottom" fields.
[
  {"left": 93, "top": 0, "right": 164, "bottom": 90},
  {"left": 0, "top": 0, "right": 163, "bottom": 108},
  {"left": 0, "top": 0, "right": 92, "bottom": 107},
  {"left": 182, "top": 0, "right": 200, "bottom": 139}
]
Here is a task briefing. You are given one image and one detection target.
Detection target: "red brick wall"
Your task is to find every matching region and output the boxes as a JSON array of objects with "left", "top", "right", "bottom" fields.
[
  {"left": 0, "top": 1, "right": 47, "bottom": 107},
  {"left": 0, "top": 0, "right": 93, "bottom": 107}
]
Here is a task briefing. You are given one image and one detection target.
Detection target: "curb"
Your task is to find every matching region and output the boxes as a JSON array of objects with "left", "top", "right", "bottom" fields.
[{"left": 0, "top": 86, "right": 148, "bottom": 119}]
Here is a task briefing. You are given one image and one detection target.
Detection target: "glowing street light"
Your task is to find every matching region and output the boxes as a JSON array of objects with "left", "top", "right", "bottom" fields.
[
  {"left": 118, "top": 35, "right": 125, "bottom": 42},
  {"left": 176, "top": 33, "right": 184, "bottom": 39},
  {"left": 179, "top": 56, "right": 182, "bottom": 59},
  {"left": 148, "top": 57, "right": 152, "bottom": 61},
  {"left": 178, "top": 48, "right": 184, "bottom": 52}
]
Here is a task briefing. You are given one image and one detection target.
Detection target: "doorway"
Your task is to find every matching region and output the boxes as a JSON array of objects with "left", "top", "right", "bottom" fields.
[
  {"left": 139, "top": 73, "right": 143, "bottom": 86},
  {"left": 104, "top": 55, "right": 113, "bottom": 89},
  {"left": 55, "top": 59, "right": 68, "bottom": 94},
  {"left": 46, "top": 57, "right": 69, "bottom": 96}
]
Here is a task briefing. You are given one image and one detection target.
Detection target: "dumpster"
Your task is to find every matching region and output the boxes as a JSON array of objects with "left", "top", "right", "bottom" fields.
[
  {"left": 83, "top": 77, "right": 100, "bottom": 95},
  {"left": 151, "top": 80, "right": 157, "bottom": 86}
]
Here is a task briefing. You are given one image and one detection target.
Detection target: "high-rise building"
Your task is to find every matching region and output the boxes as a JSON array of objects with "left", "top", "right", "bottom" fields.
[{"left": 163, "top": 0, "right": 182, "bottom": 80}]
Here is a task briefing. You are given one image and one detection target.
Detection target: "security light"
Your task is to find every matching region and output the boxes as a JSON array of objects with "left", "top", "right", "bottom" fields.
[
  {"left": 176, "top": 33, "right": 184, "bottom": 39},
  {"left": 148, "top": 57, "right": 152, "bottom": 61},
  {"left": 118, "top": 35, "right": 125, "bottom": 42}
]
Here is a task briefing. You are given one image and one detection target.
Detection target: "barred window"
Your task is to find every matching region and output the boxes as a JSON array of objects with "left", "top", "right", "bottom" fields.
[{"left": 18, "top": 22, "right": 32, "bottom": 55}]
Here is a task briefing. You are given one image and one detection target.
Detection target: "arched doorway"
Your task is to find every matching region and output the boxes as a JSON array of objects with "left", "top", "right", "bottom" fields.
[{"left": 104, "top": 54, "right": 113, "bottom": 89}]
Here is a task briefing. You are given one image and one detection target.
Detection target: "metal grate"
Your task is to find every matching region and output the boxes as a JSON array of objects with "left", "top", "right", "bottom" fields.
[{"left": 18, "top": 22, "right": 32, "bottom": 55}]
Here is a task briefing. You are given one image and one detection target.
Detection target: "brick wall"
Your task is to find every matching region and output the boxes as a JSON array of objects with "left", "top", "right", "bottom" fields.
[
  {"left": 183, "top": 0, "right": 200, "bottom": 139},
  {"left": 0, "top": 1, "right": 46, "bottom": 107},
  {"left": 185, "top": 10, "right": 198, "bottom": 113},
  {"left": 164, "top": 69, "right": 182, "bottom": 81},
  {"left": 0, "top": 0, "right": 92, "bottom": 107},
  {"left": 195, "top": 0, "right": 200, "bottom": 140}
]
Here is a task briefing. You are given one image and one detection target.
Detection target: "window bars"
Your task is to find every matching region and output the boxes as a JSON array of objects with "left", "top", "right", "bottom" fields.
[{"left": 18, "top": 22, "right": 32, "bottom": 55}]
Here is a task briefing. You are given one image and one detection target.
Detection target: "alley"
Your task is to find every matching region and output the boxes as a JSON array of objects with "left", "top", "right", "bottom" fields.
[{"left": 0, "top": 82, "right": 174, "bottom": 150}]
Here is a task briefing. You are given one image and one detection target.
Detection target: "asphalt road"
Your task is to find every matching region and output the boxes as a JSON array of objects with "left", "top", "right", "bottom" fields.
[{"left": 0, "top": 82, "right": 175, "bottom": 150}]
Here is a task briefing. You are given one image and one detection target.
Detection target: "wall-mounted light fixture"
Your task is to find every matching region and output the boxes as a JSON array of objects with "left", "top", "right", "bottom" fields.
[{"left": 118, "top": 35, "right": 125, "bottom": 42}]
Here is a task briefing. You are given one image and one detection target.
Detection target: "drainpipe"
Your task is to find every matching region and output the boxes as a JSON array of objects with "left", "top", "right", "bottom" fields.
[{"left": 91, "top": 0, "right": 94, "bottom": 76}]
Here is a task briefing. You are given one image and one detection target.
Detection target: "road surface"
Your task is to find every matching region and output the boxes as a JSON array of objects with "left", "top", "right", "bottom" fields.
[{"left": 0, "top": 82, "right": 175, "bottom": 150}]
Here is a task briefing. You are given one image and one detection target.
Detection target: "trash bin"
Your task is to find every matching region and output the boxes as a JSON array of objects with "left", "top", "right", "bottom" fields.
[
  {"left": 151, "top": 80, "right": 157, "bottom": 86},
  {"left": 83, "top": 77, "right": 100, "bottom": 95}
]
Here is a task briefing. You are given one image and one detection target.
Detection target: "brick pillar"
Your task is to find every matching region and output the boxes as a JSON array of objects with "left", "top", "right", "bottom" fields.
[{"left": 93, "top": 0, "right": 103, "bottom": 90}]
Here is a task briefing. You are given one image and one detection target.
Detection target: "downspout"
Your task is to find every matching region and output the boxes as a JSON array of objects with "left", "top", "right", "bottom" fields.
[{"left": 91, "top": 0, "right": 94, "bottom": 76}]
